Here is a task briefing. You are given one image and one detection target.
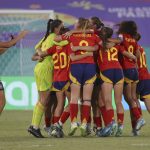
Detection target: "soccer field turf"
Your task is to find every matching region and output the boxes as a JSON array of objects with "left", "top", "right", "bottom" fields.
[{"left": 0, "top": 111, "right": 150, "bottom": 150}]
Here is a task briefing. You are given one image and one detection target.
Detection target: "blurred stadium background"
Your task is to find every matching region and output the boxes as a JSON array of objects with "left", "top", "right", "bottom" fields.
[{"left": 0, "top": 0, "right": 150, "bottom": 110}]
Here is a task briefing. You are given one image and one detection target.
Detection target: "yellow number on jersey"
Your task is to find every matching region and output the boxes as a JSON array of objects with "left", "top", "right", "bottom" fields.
[
  {"left": 107, "top": 47, "right": 118, "bottom": 61},
  {"left": 128, "top": 45, "right": 134, "bottom": 54},
  {"left": 53, "top": 52, "right": 67, "bottom": 69},
  {"left": 79, "top": 40, "right": 89, "bottom": 54}
]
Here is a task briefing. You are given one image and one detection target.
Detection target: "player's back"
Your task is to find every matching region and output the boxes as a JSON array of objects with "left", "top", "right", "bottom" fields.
[
  {"left": 69, "top": 33, "right": 100, "bottom": 64},
  {"left": 119, "top": 33, "right": 137, "bottom": 69}
]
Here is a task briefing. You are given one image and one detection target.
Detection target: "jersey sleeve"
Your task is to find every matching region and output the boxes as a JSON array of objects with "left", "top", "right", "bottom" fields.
[
  {"left": 47, "top": 45, "right": 56, "bottom": 55},
  {"left": 35, "top": 37, "right": 44, "bottom": 50}
]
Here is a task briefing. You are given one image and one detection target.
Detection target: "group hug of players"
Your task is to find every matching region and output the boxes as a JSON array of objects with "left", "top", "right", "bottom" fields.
[
  {"left": 0, "top": 17, "right": 149, "bottom": 138},
  {"left": 26, "top": 17, "right": 150, "bottom": 138}
]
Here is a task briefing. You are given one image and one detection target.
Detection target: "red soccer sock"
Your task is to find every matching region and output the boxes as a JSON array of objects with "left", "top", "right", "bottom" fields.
[
  {"left": 45, "top": 117, "right": 51, "bottom": 127},
  {"left": 131, "top": 120, "right": 136, "bottom": 129},
  {"left": 138, "top": 107, "right": 142, "bottom": 116},
  {"left": 70, "top": 103, "right": 78, "bottom": 122},
  {"left": 131, "top": 107, "right": 141, "bottom": 121},
  {"left": 100, "top": 106, "right": 107, "bottom": 126},
  {"left": 52, "top": 116, "right": 60, "bottom": 124},
  {"left": 106, "top": 109, "right": 114, "bottom": 126},
  {"left": 117, "top": 113, "right": 124, "bottom": 125},
  {"left": 81, "top": 104, "right": 91, "bottom": 124},
  {"left": 93, "top": 116, "right": 102, "bottom": 128},
  {"left": 88, "top": 115, "right": 92, "bottom": 124},
  {"left": 59, "top": 111, "right": 70, "bottom": 124}
]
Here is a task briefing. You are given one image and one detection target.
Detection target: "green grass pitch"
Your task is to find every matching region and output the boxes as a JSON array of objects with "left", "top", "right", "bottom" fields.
[{"left": 0, "top": 111, "right": 150, "bottom": 150}]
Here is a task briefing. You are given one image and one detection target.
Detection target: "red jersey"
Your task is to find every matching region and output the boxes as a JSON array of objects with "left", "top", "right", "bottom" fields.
[
  {"left": 62, "top": 33, "right": 101, "bottom": 64},
  {"left": 98, "top": 45, "right": 125, "bottom": 71},
  {"left": 137, "top": 45, "right": 150, "bottom": 80},
  {"left": 47, "top": 44, "right": 70, "bottom": 82},
  {"left": 119, "top": 34, "right": 138, "bottom": 69}
]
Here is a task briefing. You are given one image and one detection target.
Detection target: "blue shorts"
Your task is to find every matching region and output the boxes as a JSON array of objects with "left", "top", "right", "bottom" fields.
[
  {"left": 70, "top": 63, "right": 97, "bottom": 86},
  {"left": 52, "top": 81, "right": 70, "bottom": 92},
  {"left": 137, "top": 79, "right": 150, "bottom": 101},
  {"left": 100, "top": 69, "right": 124, "bottom": 85},
  {"left": 123, "top": 68, "right": 139, "bottom": 84},
  {"left": 0, "top": 81, "right": 4, "bottom": 90}
]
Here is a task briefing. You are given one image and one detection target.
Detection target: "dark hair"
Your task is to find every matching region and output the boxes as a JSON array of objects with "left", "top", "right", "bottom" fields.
[
  {"left": 117, "top": 20, "right": 137, "bottom": 37},
  {"left": 78, "top": 17, "right": 90, "bottom": 30},
  {"left": 42, "top": 19, "right": 62, "bottom": 42},
  {"left": 91, "top": 16, "right": 104, "bottom": 29},
  {"left": 100, "top": 27, "right": 113, "bottom": 49},
  {"left": 134, "top": 33, "right": 141, "bottom": 41},
  {"left": 59, "top": 27, "right": 70, "bottom": 35}
]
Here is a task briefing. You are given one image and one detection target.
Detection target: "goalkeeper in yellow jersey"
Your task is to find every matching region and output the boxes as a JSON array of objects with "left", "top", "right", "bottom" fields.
[{"left": 28, "top": 19, "right": 65, "bottom": 138}]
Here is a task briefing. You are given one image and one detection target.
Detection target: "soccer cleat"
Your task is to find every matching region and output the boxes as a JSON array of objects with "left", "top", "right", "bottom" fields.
[
  {"left": 43, "top": 125, "right": 52, "bottom": 134},
  {"left": 96, "top": 128, "right": 103, "bottom": 137},
  {"left": 93, "top": 126, "right": 97, "bottom": 134},
  {"left": 80, "top": 123, "right": 87, "bottom": 137},
  {"left": 28, "top": 125, "right": 44, "bottom": 138},
  {"left": 101, "top": 121, "right": 117, "bottom": 137},
  {"left": 132, "top": 129, "right": 140, "bottom": 136},
  {"left": 115, "top": 124, "right": 123, "bottom": 137},
  {"left": 51, "top": 124, "right": 64, "bottom": 138},
  {"left": 135, "top": 118, "right": 146, "bottom": 131},
  {"left": 68, "top": 122, "right": 78, "bottom": 136},
  {"left": 86, "top": 124, "right": 92, "bottom": 135}
]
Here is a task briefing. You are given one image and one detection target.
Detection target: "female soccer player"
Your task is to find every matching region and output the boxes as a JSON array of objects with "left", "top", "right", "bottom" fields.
[
  {"left": 116, "top": 21, "right": 145, "bottom": 133},
  {"left": 129, "top": 33, "right": 149, "bottom": 136},
  {"left": 55, "top": 18, "right": 101, "bottom": 137},
  {"left": 89, "top": 16, "right": 104, "bottom": 135},
  {"left": 97, "top": 27, "right": 137, "bottom": 137},
  {"left": 136, "top": 33, "right": 150, "bottom": 113},
  {"left": 37, "top": 27, "right": 71, "bottom": 138},
  {"left": 28, "top": 19, "right": 63, "bottom": 138},
  {"left": 0, "top": 30, "right": 28, "bottom": 115}
]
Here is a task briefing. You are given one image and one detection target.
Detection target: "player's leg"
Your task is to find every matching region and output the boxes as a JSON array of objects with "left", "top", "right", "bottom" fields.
[
  {"left": 98, "top": 90, "right": 107, "bottom": 127},
  {"left": 114, "top": 82, "right": 124, "bottom": 136},
  {"left": 0, "top": 81, "right": 6, "bottom": 115},
  {"left": 80, "top": 83, "right": 94, "bottom": 136},
  {"left": 131, "top": 82, "right": 145, "bottom": 131},
  {"left": 58, "top": 90, "right": 70, "bottom": 127},
  {"left": 91, "top": 84, "right": 102, "bottom": 135},
  {"left": 44, "top": 92, "right": 57, "bottom": 134},
  {"left": 101, "top": 82, "right": 116, "bottom": 136},
  {"left": 69, "top": 64, "right": 82, "bottom": 136},
  {"left": 69, "top": 83, "right": 81, "bottom": 136}
]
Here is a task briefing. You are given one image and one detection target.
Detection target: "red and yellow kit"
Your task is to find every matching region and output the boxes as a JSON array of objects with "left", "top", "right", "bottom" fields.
[
  {"left": 98, "top": 45, "right": 125, "bottom": 71},
  {"left": 137, "top": 45, "right": 150, "bottom": 80},
  {"left": 97, "top": 45, "right": 125, "bottom": 84},
  {"left": 47, "top": 44, "right": 70, "bottom": 82},
  {"left": 119, "top": 33, "right": 138, "bottom": 69},
  {"left": 62, "top": 33, "right": 101, "bottom": 64},
  {"left": 137, "top": 45, "right": 150, "bottom": 101}
]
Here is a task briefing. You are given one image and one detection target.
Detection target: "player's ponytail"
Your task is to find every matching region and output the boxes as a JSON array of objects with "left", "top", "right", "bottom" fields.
[
  {"left": 42, "top": 19, "right": 62, "bottom": 43},
  {"left": 42, "top": 19, "right": 54, "bottom": 42}
]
